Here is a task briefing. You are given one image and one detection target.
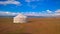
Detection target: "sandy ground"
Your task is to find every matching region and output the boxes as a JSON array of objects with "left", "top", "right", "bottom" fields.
[{"left": 0, "top": 18, "right": 60, "bottom": 34}]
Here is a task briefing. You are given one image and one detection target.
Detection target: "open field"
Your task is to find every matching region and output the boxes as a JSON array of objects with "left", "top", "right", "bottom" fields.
[{"left": 0, "top": 18, "right": 60, "bottom": 34}]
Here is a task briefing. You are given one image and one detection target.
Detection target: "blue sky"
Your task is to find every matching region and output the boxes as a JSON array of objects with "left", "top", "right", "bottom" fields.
[{"left": 0, "top": 0, "right": 60, "bottom": 16}]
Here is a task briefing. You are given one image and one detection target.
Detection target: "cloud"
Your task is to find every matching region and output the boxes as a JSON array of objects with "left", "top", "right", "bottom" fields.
[
  {"left": 0, "top": 9, "right": 60, "bottom": 17},
  {"left": 46, "top": 10, "right": 52, "bottom": 14},
  {"left": 55, "top": 9, "right": 60, "bottom": 13},
  {"left": 25, "top": 0, "right": 31, "bottom": 3},
  {"left": 24, "top": 9, "right": 60, "bottom": 17},
  {"left": 23, "top": 12, "right": 48, "bottom": 16},
  {"left": 25, "top": 12, "right": 38, "bottom": 16},
  {"left": 25, "top": 0, "right": 39, "bottom": 9},
  {"left": 54, "top": 9, "right": 60, "bottom": 16},
  {"left": 0, "top": 11, "right": 20, "bottom": 16},
  {"left": 25, "top": 0, "right": 40, "bottom": 3},
  {"left": 0, "top": 0, "right": 21, "bottom": 6}
]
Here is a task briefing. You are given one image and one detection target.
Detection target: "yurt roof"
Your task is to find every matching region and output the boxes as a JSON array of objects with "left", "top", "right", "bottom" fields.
[{"left": 14, "top": 13, "right": 27, "bottom": 18}]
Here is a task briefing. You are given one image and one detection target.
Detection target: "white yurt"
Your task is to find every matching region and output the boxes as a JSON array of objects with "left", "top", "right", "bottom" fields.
[{"left": 13, "top": 13, "right": 27, "bottom": 23}]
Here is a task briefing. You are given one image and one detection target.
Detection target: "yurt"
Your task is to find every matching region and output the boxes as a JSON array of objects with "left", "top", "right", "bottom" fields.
[{"left": 13, "top": 13, "right": 27, "bottom": 23}]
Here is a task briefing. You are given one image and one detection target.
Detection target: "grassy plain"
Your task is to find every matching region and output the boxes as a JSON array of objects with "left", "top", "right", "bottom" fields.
[{"left": 0, "top": 18, "right": 60, "bottom": 34}]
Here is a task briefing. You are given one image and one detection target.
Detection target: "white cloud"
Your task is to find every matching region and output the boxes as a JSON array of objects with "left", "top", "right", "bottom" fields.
[
  {"left": 0, "top": 0, "right": 21, "bottom": 6},
  {"left": 0, "top": 11, "right": 20, "bottom": 16},
  {"left": 24, "top": 12, "right": 46, "bottom": 16},
  {"left": 25, "top": 0, "right": 40, "bottom": 3},
  {"left": 8, "top": 0, "right": 15, "bottom": 1},
  {"left": 31, "top": 0, "right": 40, "bottom": 1},
  {"left": 55, "top": 9, "right": 60, "bottom": 13},
  {"left": 25, "top": 0, "right": 39, "bottom": 9},
  {"left": 53, "top": 9, "right": 60, "bottom": 16},
  {"left": 25, "top": 0, "right": 31, "bottom": 3},
  {"left": 46, "top": 10, "right": 52, "bottom": 14},
  {"left": 0, "top": 9, "right": 60, "bottom": 17},
  {"left": 24, "top": 9, "right": 60, "bottom": 17}
]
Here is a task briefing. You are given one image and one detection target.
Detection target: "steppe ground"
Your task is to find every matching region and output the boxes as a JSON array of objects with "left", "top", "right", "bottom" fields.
[{"left": 0, "top": 17, "right": 60, "bottom": 34}]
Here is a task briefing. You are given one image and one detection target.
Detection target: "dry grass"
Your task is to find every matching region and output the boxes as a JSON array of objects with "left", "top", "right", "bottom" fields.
[{"left": 0, "top": 18, "right": 60, "bottom": 34}]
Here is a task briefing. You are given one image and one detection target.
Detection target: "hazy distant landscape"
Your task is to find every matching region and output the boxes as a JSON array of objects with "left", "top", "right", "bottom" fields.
[{"left": 0, "top": 17, "right": 60, "bottom": 34}]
